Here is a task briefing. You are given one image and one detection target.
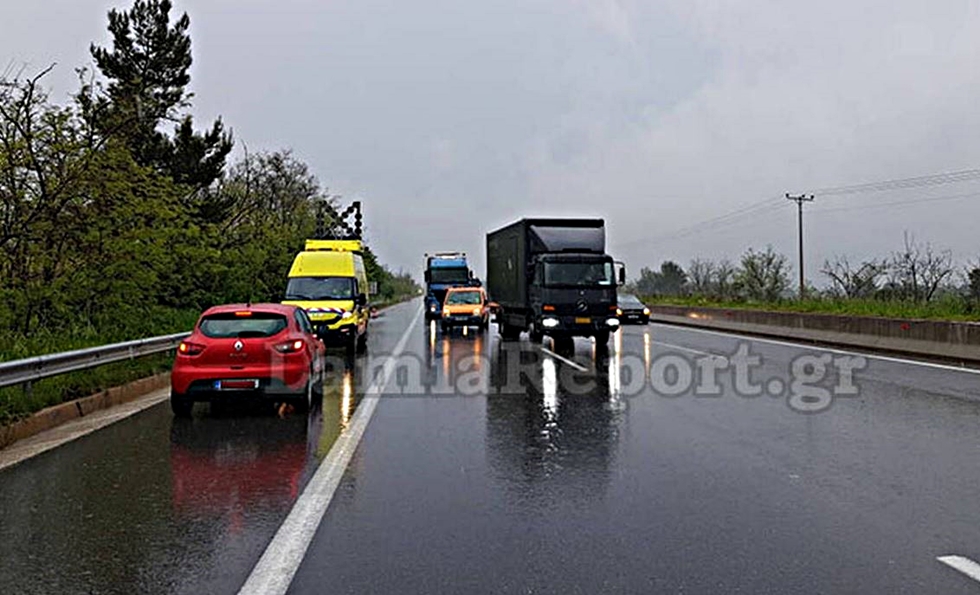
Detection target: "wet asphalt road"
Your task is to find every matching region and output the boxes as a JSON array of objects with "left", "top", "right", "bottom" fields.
[{"left": 4, "top": 299, "right": 980, "bottom": 593}]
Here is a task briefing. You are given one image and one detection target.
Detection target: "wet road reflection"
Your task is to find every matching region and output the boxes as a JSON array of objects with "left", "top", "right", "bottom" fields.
[
  {"left": 485, "top": 338, "right": 625, "bottom": 506},
  {"left": 0, "top": 354, "right": 368, "bottom": 595}
]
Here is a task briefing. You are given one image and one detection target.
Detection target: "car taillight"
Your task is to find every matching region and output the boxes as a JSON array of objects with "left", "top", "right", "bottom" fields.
[
  {"left": 178, "top": 341, "right": 205, "bottom": 356},
  {"left": 274, "top": 340, "right": 305, "bottom": 354}
]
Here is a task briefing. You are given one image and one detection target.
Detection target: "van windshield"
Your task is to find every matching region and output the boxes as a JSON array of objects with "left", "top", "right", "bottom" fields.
[
  {"left": 285, "top": 277, "right": 355, "bottom": 300},
  {"left": 446, "top": 290, "right": 482, "bottom": 305}
]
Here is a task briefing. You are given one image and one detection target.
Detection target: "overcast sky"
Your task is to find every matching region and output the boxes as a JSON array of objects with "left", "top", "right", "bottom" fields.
[{"left": 3, "top": 0, "right": 980, "bottom": 283}]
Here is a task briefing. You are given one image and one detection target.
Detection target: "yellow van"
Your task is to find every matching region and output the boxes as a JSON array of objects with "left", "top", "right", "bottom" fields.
[{"left": 283, "top": 239, "right": 370, "bottom": 354}]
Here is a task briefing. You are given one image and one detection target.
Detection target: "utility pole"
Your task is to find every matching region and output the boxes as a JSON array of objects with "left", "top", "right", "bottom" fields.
[{"left": 785, "top": 193, "right": 814, "bottom": 298}]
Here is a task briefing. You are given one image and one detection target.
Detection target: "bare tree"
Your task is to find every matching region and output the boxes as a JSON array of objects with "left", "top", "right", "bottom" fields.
[
  {"left": 688, "top": 258, "right": 716, "bottom": 296},
  {"left": 888, "top": 232, "right": 953, "bottom": 302},
  {"left": 821, "top": 256, "right": 888, "bottom": 298}
]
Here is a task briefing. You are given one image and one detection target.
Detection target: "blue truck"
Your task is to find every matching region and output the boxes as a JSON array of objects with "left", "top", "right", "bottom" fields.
[{"left": 424, "top": 252, "right": 477, "bottom": 320}]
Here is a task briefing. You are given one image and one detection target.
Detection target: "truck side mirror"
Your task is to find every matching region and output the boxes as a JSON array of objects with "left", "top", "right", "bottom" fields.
[
  {"left": 615, "top": 261, "right": 627, "bottom": 286},
  {"left": 619, "top": 268, "right": 626, "bottom": 285},
  {"left": 356, "top": 293, "right": 367, "bottom": 306},
  {"left": 424, "top": 270, "right": 431, "bottom": 283}
]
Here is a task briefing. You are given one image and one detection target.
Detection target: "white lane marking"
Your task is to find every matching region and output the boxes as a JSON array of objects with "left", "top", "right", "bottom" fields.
[
  {"left": 239, "top": 305, "right": 423, "bottom": 595},
  {"left": 539, "top": 346, "right": 588, "bottom": 372},
  {"left": 937, "top": 555, "right": 980, "bottom": 584},
  {"left": 648, "top": 340, "right": 715, "bottom": 357},
  {"left": 653, "top": 323, "right": 980, "bottom": 376}
]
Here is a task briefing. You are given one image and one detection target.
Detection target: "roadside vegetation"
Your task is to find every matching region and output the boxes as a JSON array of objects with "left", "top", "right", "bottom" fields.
[
  {"left": 631, "top": 234, "right": 980, "bottom": 321},
  {"left": 0, "top": 0, "right": 418, "bottom": 423}
]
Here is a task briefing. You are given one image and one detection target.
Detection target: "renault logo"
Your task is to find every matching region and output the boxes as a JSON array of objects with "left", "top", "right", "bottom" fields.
[{"left": 234, "top": 340, "right": 244, "bottom": 351}]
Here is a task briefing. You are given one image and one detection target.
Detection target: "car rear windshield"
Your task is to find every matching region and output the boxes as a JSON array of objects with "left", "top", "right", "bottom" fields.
[{"left": 199, "top": 312, "right": 289, "bottom": 338}]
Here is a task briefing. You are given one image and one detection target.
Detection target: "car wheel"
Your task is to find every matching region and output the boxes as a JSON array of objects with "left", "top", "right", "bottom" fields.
[
  {"left": 170, "top": 392, "right": 193, "bottom": 417},
  {"left": 294, "top": 375, "right": 313, "bottom": 414}
]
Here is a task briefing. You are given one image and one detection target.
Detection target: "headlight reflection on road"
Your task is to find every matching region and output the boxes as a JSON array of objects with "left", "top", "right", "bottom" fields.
[
  {"left": 442, "top": 337, "right": 451, "bottom": 378},
  {"left": 340, "top": 371, "right": 353, "bottom": 429},
  {"left": 644, "top": 332, "right": 651, "bottom": 368},
  {"left": 542, "top": 357, "right": 559, "bottom": 425}
]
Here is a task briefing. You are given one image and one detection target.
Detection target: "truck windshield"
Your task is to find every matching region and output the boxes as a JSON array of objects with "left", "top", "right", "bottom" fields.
[
  {"left": 430, "top": 268, "right": 470, "bottom": 284},
  {"left": 543, "top": 261, "right": 614, "bottom": 287},
  {"left": 285, "top": 277, "right": 355, "bottom": 300}
]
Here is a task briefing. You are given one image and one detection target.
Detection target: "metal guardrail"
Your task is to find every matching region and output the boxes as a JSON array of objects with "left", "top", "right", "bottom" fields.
[{"left": 0, "top": 332, "right": 191, "bottom": 391}]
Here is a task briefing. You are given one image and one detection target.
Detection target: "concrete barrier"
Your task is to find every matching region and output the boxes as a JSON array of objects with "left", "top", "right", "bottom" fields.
[{"left": 649, "top": 305, "right": 980, "bottom": 363}]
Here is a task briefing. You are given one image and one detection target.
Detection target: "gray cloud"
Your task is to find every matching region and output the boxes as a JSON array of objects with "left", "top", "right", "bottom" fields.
[{"left": 3, "top": 0, "right": 979, "bottom": 282}]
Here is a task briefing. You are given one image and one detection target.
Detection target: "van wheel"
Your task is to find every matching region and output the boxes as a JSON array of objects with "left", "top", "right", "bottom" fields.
[
  {"left": 356, "top": 331, "right": 368, "bottom": 354},
  {"left": 529, "top": 322, "right": 543, "bottom": 344}
]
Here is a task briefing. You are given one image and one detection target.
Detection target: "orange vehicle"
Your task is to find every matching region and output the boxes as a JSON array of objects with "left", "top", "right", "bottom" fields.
[{"left": 441, "top": 287, "right": 490, "bottom": 333}]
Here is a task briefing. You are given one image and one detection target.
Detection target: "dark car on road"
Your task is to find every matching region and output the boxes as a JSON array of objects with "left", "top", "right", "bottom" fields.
[{"left": 617, "top": 294, "right": 650, "bottom": 324}]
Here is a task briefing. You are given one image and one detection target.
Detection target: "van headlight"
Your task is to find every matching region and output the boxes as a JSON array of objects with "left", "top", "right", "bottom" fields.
[
  {"left": 542, "top": 317, "right": 560, "bottom": 328},
  {"left": 606, "top": 317, "right": 620, "bottom": 327},
  {"left": 472, "top": 307, "right": 482, "bottom": 316},
  {"left": 341, "top": 310, "right": 354, "bottom": 319}
]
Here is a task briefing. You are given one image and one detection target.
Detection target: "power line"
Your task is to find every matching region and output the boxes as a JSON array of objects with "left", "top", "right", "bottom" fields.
[
  {"left": 808, "top": 190, "right": 980, "bottom": 215},
  {"left": 619, "top": 196, "right": 786, "bottom": 248},
  {"left": 619, "top": 166, "right": 980, "bottom": 250},
  {"left": 811, "top": 168, "right": 980, "bottom": 197}
]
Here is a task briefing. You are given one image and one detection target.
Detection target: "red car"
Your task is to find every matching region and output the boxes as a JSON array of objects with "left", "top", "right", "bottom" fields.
[{"left": 170, "top": 303, "right": 326, "bottom": 416}]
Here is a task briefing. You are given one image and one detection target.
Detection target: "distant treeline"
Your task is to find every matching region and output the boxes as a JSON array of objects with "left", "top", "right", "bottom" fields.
[
  {"left": 631, "top": 232, "right": 980, "bottom": 310},
  {"left": 0, "top": 0, "right": 416, "bottom": 355}
]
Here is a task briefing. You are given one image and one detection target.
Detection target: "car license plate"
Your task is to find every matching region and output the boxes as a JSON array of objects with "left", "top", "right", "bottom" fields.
[
  {"left": 215, "top": 379, "right": 259, "bottom": 390},
  {"left": 575, "top": 317, "right": 591, "bottom": 324}
]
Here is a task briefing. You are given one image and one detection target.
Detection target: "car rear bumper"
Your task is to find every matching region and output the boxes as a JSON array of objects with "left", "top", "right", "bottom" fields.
[
  {"left": 171, "top": 361, "right": 310, "bottom": 398},
  {"left": 619, "top": 312, "right": 650, "bottom": 324}
]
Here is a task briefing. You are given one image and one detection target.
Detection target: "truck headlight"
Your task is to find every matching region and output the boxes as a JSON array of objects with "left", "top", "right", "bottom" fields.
[
  {"left": 342, "top": 310, "right": 354, "bottom": 320},
  {"left": 542, "top": 317, "right": 559, "bottom": 328},
  {"left": 443, "top": 308, "right": 450, "bottom": 317},
  {"left": 606, "top": 318, "right": 620, "bottom": 327},
  {"left": 472, "top": 307, "right": 482, "bottom": 316}
]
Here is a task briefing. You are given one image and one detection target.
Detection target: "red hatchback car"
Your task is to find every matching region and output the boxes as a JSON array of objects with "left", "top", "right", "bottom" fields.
[{"left": 170, "top": 303, "right": 326, "bottom": 416}]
